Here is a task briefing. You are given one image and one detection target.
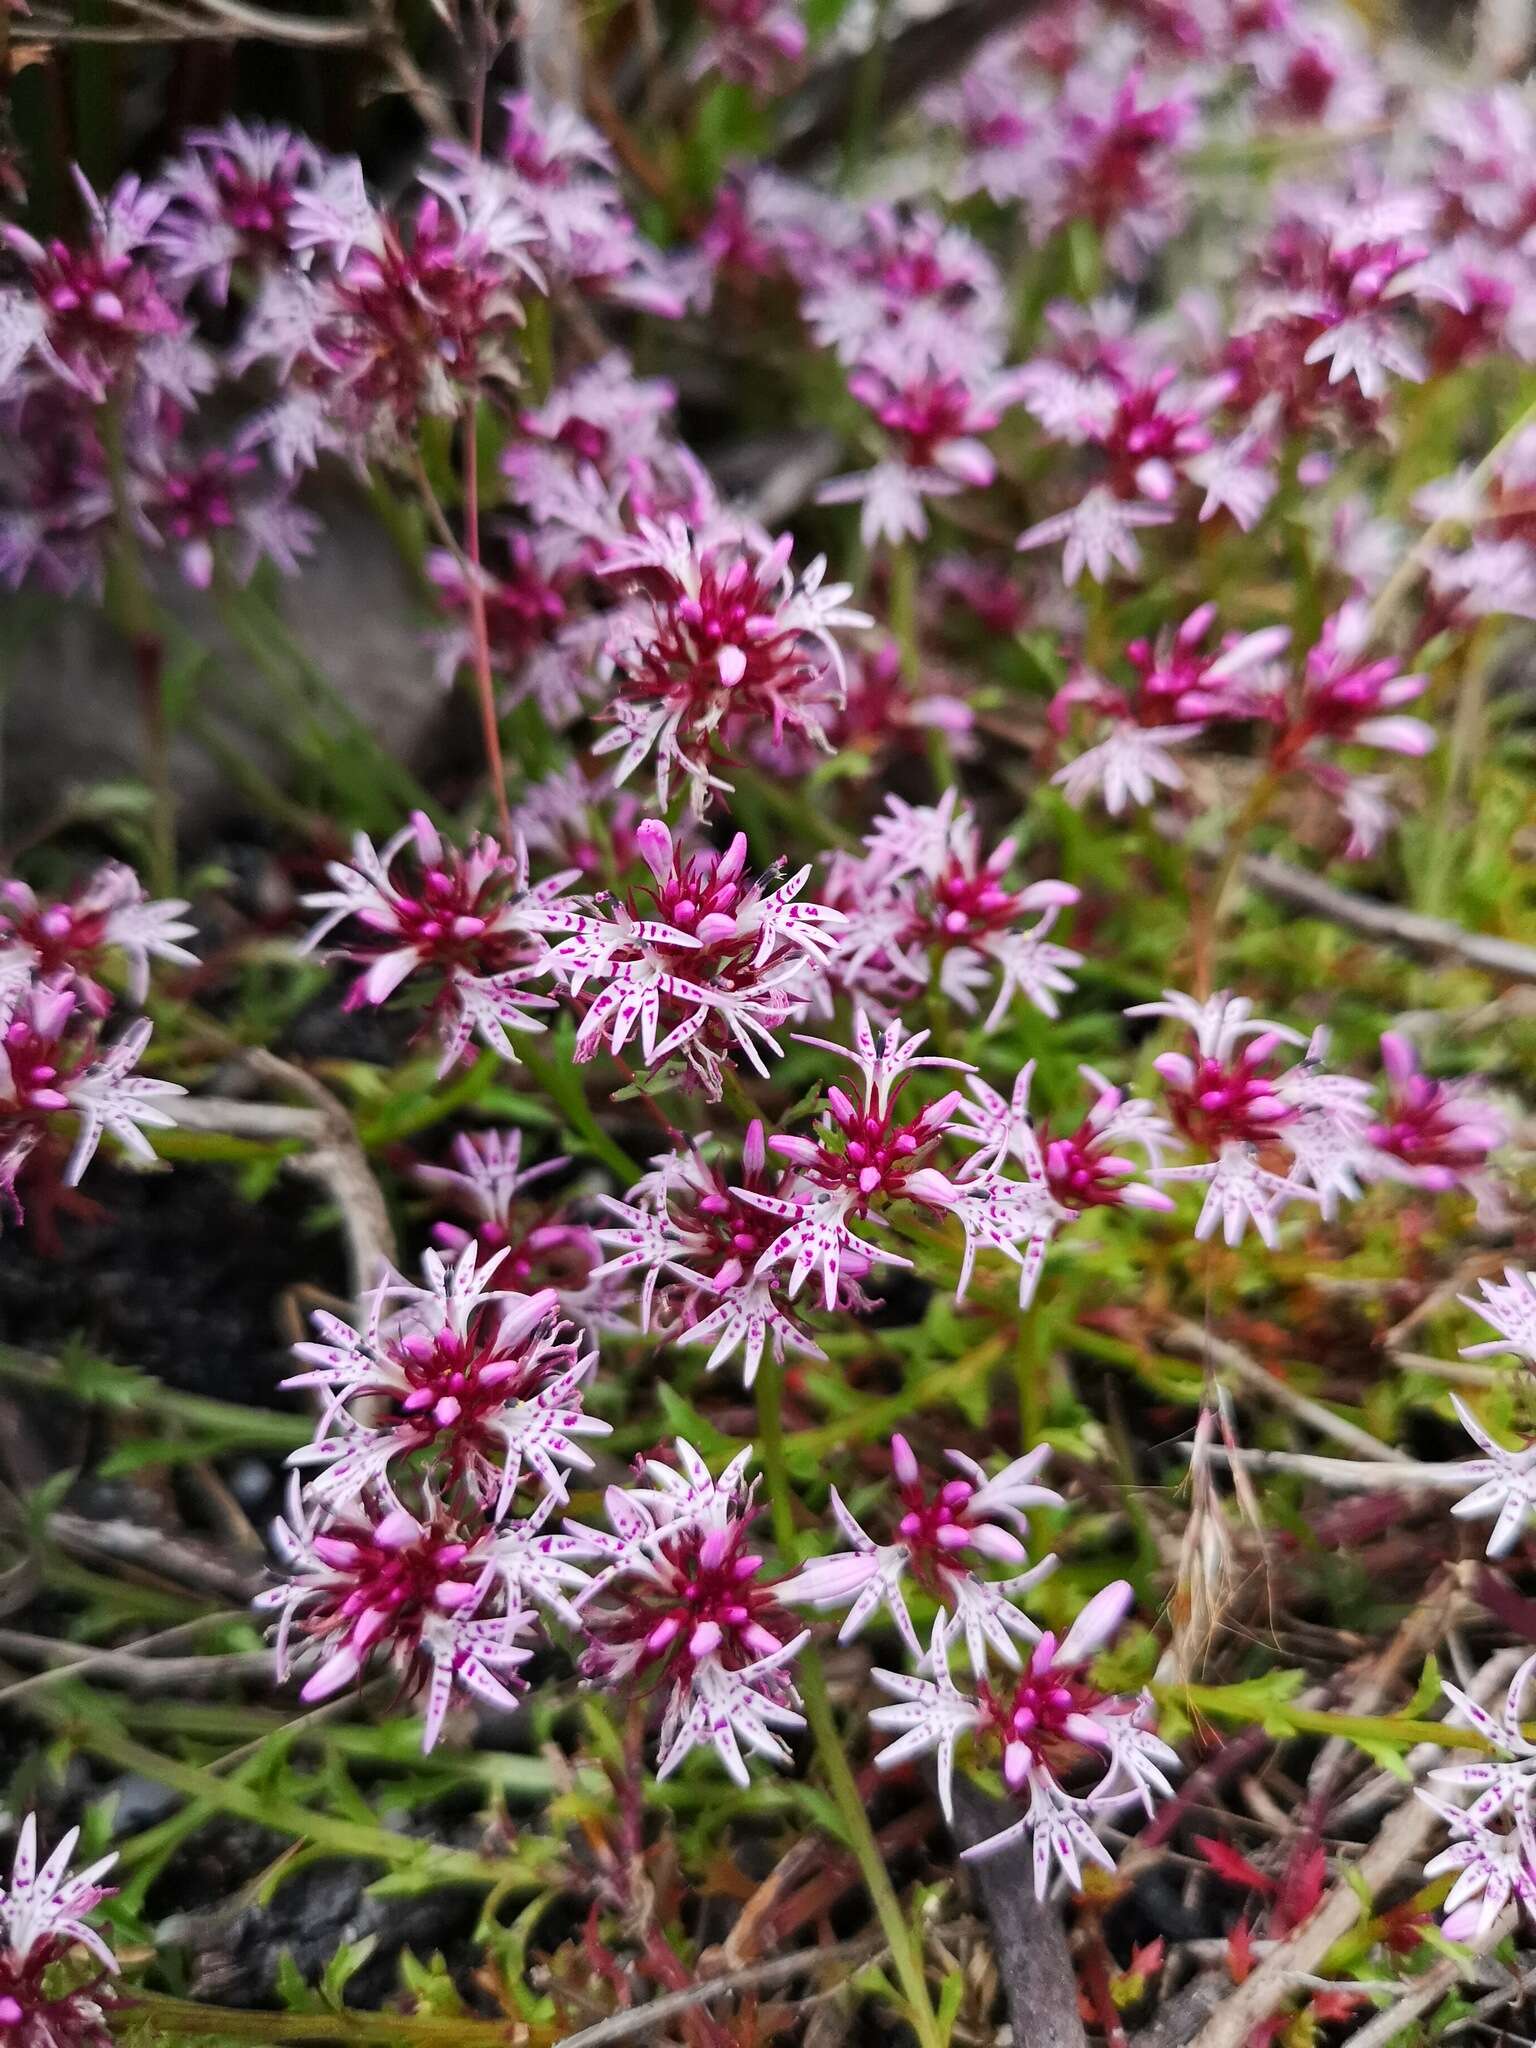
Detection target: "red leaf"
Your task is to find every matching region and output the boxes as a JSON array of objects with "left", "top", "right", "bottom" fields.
[
  {"left": 1310, "top": 1990, "right": 1368, "bottom": 2023},
  {"left": 1273, "top": 1836, "right": 1327, "bottom": 1934},
  {"left": 1195, "top": 1836, "right": 1278, "bottom": 1895},
  {"left": 1129, "top": 1937, "right": 1166, "bottom": 1980},
  {"left": 1227, "top": 1918, "right": 1256, "bottom": 1984}
]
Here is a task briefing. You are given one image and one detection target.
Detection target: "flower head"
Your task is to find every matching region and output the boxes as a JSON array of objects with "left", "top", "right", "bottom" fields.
[
  {"left": 0, "top": 169, "right": 192, "bottom": 405},
  {"left": 259, "top": 1479, "right": 536, "bottom": 1749},
  {"left": 593, "top": 1120, "right": 866, "bottom": 1384},
  {"left": 151, "top": 121, "right": 324, "bottom": 299},
  {"left": 825, "top": 790, "right": 1081, "bottom": 1028},
  {"left": 1366, "top": 1032, "right": 1507, "bottom": 1198},
  {"left": 285, "top": 1243, "right": 607, "bottom": 1512},
  {"left": 781, "top": 1435, "right": 1061, "bottom": 1672},
  {"left": 594, "top": 520, "right": 869, "bottom": 813},
  {"left": 301, "top": 814, "right": 571, "bottom": 1070},
  {"left": 548, "top": 819, "right": 843, "bottom": 1095},
  {"left": 0, "top": 1818, "right": 118, "bottom": 2048},
  {"left": 872, "top": 1583, "right": 1176, "bottom": 1894},
  {"left": 0, "top": 977, "right": 182, "bottom": 1226},
  {"left": 0, "top": 862, "right": 195, "bottom": 1012},
  {"left": 574, "top": 1440, "right": 807, "bottom": 1784}
]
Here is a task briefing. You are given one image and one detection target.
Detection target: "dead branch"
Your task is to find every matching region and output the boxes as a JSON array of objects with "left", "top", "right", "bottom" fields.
[
  {"left": 191, "top": 1049, "right": 396, "bottom": 1303},
  {"left": 1164, "top": 1320, "right": 1398, "bottom": 1462},
  {"left": 1242, "top": 855, "right": 1536, "bottom": 986},
  {"left": 46, "top": 1513, "right": 266, "bottom": 1603},
  {"left": 0, "top": 1625, "right": 271, "bottom": 1702},
  {"left": 948, "top": 1776, "right": 1089, "bottom": 2048},
  {"left": 553, "top": 1936, "right": 887, "bottom": 2048}
]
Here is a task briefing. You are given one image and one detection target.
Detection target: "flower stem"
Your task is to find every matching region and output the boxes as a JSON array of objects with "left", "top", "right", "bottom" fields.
[
  {"left": 100, "top": 395, "right": 176, "bottom": 895},
  {"left": 754, "top": 1369, "right": 943, "bottom": 2048},
  {"left": 888, "top": 541, "right": 920, "bottom": 682},
  {"left": 842, "top": 0, "right": 892, "bottom": 186},
  {"left": 461, "top": 399, "right": 515, "bottom": 845},
  {"left": 1193, "top": 767, "right": 1282, "bottom": 999}
]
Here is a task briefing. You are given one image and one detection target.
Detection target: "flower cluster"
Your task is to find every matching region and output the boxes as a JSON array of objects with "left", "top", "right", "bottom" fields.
[
  {"left": 548, "top": 818, "right": 844, "bottom": 1095},
  {"left": 300, "top": 813, "right": 573, "bottom": 1071},
  {"left": 262, "top": 1242, "right": 607, "bottom": 1747},
  {"left": 577, "top": 1441, "right": 807, "bottom": 1783},
  {"left": 822, "top": 789, "right": 1082, "bottom": 1028},
  {"left": 0, "top": 1817, "right": 119, "bottom": 2048},
  {"left": 790, "top": 1440, "right": 1181, "bottom": 1895},
  {"left": 1420, "top": 1657, "right": 1536, "bottom": 1943},
  {"left": 0, "top": 863, "right": 187, "bottom": 1227}
]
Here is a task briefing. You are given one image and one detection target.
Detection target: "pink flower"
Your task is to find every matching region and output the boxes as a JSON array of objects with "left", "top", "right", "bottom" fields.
[
  {"left": 593, "top": 520, "right": 869, "bottom": 812},
  {"left": 417, "top": 1128, "right": 629, "bottom": 1340},
  {"left": 781, "top": 1435, "right": 1061, "bottom": 1673},
  {"left": 1366, "top": 1032, "right": 1507, "bottom": 1197},
  {"left": 737, "top": 1012, "right": 968, "bottom": 1308},
  {"left": 799, "top": 206, "right": 1004, "bottom": 371},
  {"left": 1046, "top": 68, "right": 1195, "bottom": 275},
  {"left": 1049, "top": 606, "right": 1288, "bottom": 813},
  {"left": 547, "top": 819, "right": 843, "bottom": 1095},
  {"left": 0, "top": 862, "right": 195, "bottom": 1012},
  {"left": 0, "top": 976, "right": 182, "bottom": 1226},
  {"left": 572, "top": 1440, "right": 807, "bottom": 1784},
  {"left": 300, "top": 814, "right": 571, "bottom": 1071},
  {"left": 284, "top": 1242, "right": 607, "bottom": 1513},
  {"left": 1017, "top": 486, "right": 1171, "bottom": 586},
  {"left": 1271, "top": 602, "right": 1433, "bottom": 767},
  {"left": 1445, "top": 1397, "right": 1536, "bottom": 1559},
  {"left": 1127, "top": 990, "right": 1342, "bottom": 1246},
  {"left": 824, "top": 790, "right": 1081, "bottom": 1027},
  {"left": 692, "top": 0, "right": 806, "bottom": 94},
  {"left": 593, "top": 1120, "right": 865, "bottom": 1383},
  {"left": 956, "top": 1061, "right": 1176, "bottom": 1217},
  {"left": 151, "top": 120, "right": 325, "bottom": 300},
  {"left": 0, "top": 169, "right": 194, "bottom": 407},
  {"left": 259, "top": 1479, "right": 537, "bottom": 1750},
  {"left": 1421, "top": 1657, "right": 1536, "bottom": 1941},
  {"left": 0, "top": 1816, "right": 118, "bottom": 2048},
  {"left": 1460, "top": 1268, "right": 1536, "bottom": 1370},
  {"left": 818, "top": 357, "right": 1021, "bottom": 546},
  {"left": 871, "top": 1583, "right": 1177, "bottom": 1892}
]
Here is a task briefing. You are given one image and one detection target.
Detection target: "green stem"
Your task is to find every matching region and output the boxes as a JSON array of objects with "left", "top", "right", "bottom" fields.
[
  {"left": 842, "top": 0, "right": 892, "bottom": 186},
  {"left": 755, "top": 1371, "right": 944, "bottom": 2048},
  {"left": 32, "top": 1710, "right": 531, "bottom": 1887},
  {"left": 888, "top": 542, "right": 920, "bottom": 683},
  {"left": 518, "top": 1047, "right": 643, "bottom": 1184},
  {"left": 524, "top": 294, "right": 554, "bottom": 402},
  {"left": 125, "top": 1990, "right": 513, "bottom": 2043},
  {"left": 0, "top": 1342, "right": 309, "bottom": 1452},
  {"left": 101, "top": 395, "right": 176, "bottom": 894}
]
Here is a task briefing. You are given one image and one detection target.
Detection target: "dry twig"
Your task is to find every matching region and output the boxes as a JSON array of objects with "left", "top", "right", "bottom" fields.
[{"left": 1242, "top": 855, "right": 1536, "bottom": 985}]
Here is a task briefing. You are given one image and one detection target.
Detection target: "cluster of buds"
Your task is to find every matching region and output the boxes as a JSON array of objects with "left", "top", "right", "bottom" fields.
[{"left": 0, "top": 863, "right": 188, "bottom": 1228}]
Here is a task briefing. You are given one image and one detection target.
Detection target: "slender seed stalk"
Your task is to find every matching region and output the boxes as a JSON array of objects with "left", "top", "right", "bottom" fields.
[{"left": 755, "top": 1368, "right": 944, "bottom": 2048}]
